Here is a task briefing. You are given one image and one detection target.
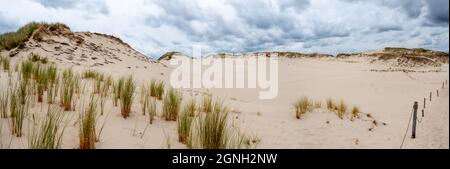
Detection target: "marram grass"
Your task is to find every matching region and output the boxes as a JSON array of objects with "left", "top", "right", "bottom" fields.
[
  {"left": 29, "top": 106, "right": 66, "bottom": 149},
  {"left": 293, "top": 96, "right": 312, "bottom": 119},
  {"left": 79, "top": 96, "right": 97, "bottom": 149},
  {"left": 162, "top": 88, "right": 181, "bottom": 121},
  {"left": 119, "top": 75, "right": 135, "bottom": 118}
]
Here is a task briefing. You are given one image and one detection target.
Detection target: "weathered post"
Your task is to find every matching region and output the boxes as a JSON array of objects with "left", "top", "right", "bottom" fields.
[
  {"left": 423, "top": 98, "right": 426, "bottom": 109},
  {"left": 430, "top": 92, "right": 432, "bottom": 101},
  {"left": 443, "top": 82, "right": 445, "bottom": 89},
  {"left": 412, "top": 102, "right": 418, "bottom": 139},
  {"left": 437, "top": 90, "right": 439, "bottom": 97},
  {"left": 422, "top": 109, "right": 424, "bottom": 117}
]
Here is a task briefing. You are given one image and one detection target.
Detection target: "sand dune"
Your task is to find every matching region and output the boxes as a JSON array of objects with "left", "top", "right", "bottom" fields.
[{"left": 0, "top": 23, "right": 448, "bottom": 149}]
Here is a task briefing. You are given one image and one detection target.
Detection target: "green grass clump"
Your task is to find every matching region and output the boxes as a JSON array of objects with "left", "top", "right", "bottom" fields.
[
  {"left": 148, "top": 97, "right": 157, "bottom": 124},
  {"left": 29, "top": 106, "right": 65, "bottom": 149},
  {"left": 98, "top": 79, "right": 110, "bottom": 116},
  {"left": 185, "top": 99, "right": 196, "bottom": 117},
  {"left": 1, "top": 56, "right": 10, "bottom": 72},
  {"left": 112, "top": 77, "right": 124, "bottom": 107},
  {"left": 162, "top": 88, "right": 181, "bottom": 121},
  {"left": 119, "top": 75, "right": 135, "bottom": 118},
  {"left": 326, "top": 98, "right": 336, "bottom": 111},
  {"left": 336, "top": 100, "right": 347, "bottom": 119},
  {"left": 351, "top": 106, "right": 360, "bottom": 121},
  {"left": 201, "top": 95, "right": 213, "bottom": 113},
  {"left": 21, "top": 59, "right": 34, "bottom": 81},
  {"left": 10, "top": 88, "right": 29, "bottom": 137},
  {"left": 189, "top": 101, "right": 230, "bottom": 149},
  {"left": 293, "top": 97, "right": 312, "bottom": 119},
  {"left": 82, "top": 69, "right": 101, "bottom": 79},
  {"left": 79, "top": 96, "right": 97, "bottom": 149},
  {"left": 46, "top": 64, "right": 59, "bottom": 104},
  {"left": 35, "top": 65, "right": 49, "bottom": 103},
  {"left": 140, "top": 83, "right": 149, "bottom": 115},
  {"left": 60, "top": 68, "right": 77, "bottom": 111},
  {"left": 0, "top": 22, "right": 41, "bottom": 50},
  {"left": 93, "top": 72, "right": 105, "bottom": 94},
  {"left": 0, "top": 90, "right": 8, "bottom": 118},
  {"left": 28, "top": 53, "right": 48, "bottom": 64},
  {"left": 177, "top": 105, "right": 194, "bottom": 144},
  {"left": 150, "top": 79, "right": 165, "bottom": 100}
]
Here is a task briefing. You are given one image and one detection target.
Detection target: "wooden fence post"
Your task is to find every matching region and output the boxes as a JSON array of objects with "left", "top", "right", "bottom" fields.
[
  {"left": 430, "top": 92, "right": 432, "bottom": 101},
  {"left": 412, "top": 102, "right": 418, "bottom": 139},
  {"left": 437, "top": 90, "right": 439, "bottom": 97},
  {"left": 423, "top": 98, "right": 426, "bottom": 109}
]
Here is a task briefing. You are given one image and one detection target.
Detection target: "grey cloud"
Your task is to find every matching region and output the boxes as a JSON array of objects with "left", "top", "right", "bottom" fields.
[
  {"left": 374, "top": 25, "right": 403, "bottom": 33},
  {"left": 424, "top": 0, "right": 449, "bottom": 26},
  {"left": 341, "top": 0, "right": 423, "bottom": 18},
  {"left": 33, "top": 0, "right": 109, "bottom": 15},
  {"left": 0, "top": 16, "right": 17, "bottom": 34}
]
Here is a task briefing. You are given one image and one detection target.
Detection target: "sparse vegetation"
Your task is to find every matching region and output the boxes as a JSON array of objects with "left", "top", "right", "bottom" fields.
[
  {"left": 0, "top": 90, "right": 8, "bottom": 118},
  {"left": 185, "top": 99, "right": 196, "bottom": 117},
  {"left": 148, "top": 97, "right": 157, "bottom": 124},
  {"left": 336, "top": 100, "right": 347, "bottom": 119},
  {"left": 29, "top": 106, "right": 65, "bottom": 149},
  {"left": 60, "top": 68, "right": 77, "bottom": 111},
  {"left": 150, "top": 79, "right": 164, "bottom": 100},
  {"left": 29, "top": 53, "right": 48, "bottom": 64},
  {"left": 98, "top": 76, "right": 110, "bottom": 115},
  {"left": 79, "top": 96, "right": 97, "bottom": 149},
  {"left": 1, "top": 56, "right": 10, "bottom": 72},
  {"left": 119, "top": 75, "right": 135, "bottom": 118},
  {"left": 326, "top": 98, "right": 336, "bottom": 111},
  {"left": 82, "top": 69, "right": 101, "bottom": 79},
  {"left": 177, "top": 104, "right": 194, "bottom": 144},
  {"left": 293, "top": 97, "right": 312, "bottom": 119},
  {"left": 112, "top": 77, "right": 124, "bottom": 107},
  {"left": 10, "top": 87, "right": 29, "bottom": 137},
  {"left": 162, "top": 88, "right": 181, "bottom": 121},
  {"left": 35, "top": 65, "right": 49, "bottom": 102},
  {"left": 46, "top": 64, "right": 58, "bottom": 104},
  {"left": 201, "top": 95, "right": 213, "bottom": 113},
  {"left": 189, "top": 101, "right": 249, "bottom": 149},
  {"left": 351, "top": 106, "right": 360, "bottom": 121}
]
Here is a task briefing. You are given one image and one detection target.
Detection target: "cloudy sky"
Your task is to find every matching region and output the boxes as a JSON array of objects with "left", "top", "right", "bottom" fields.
[{"left": 0, "top": 0, "right": 448, "bottom": 58}]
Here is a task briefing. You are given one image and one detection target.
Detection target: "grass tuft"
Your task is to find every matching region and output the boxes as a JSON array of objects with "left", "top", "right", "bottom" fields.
[
  {"left": 336, "top": 100, "right": 347, "bottom": 119},
  {"left": 29, "top": 106, "right": 65, "bottom": 149},
  {"left": 1, "top": 56, "right": 10, "bottom": 72},
  {"left": 189, "top": 101, "right": 233, "bottom": 149},
  {"left": 60, "top": 68, "right": 77, "bottom": 111},
  {"left": 177, "top": 103, "right": 194, "bottom": 144},
  {"left": 201, "top": 95, "right": 213, "bottom": 113},
  {"left": 293, "top": 97, "right": 312, "bottom": 119},
  {"left": 79, "top": 96, "right": 97, "bottom": 149},
  {"left": 0, "top": 90, "right": 8, "bottom": 118},
  {"left": 10, "top": 85, "right": 29, "bottom": 137},
  {"left": 351, "top": 106, "right": 360, "bottom": 121},
  {"left": 162, "top": 88, "right": 181, "bottom": 121},
  {"left": 150, "top": 79, "right": 165, "bottom": 100},
  {"left": 119, "top": 75, "right": 135, "bottom": 118}
]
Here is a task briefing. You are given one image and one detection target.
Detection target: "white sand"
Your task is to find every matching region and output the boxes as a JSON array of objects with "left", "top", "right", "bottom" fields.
[{"left": 0, "top": 34, "right": 448, "bottom": 149}]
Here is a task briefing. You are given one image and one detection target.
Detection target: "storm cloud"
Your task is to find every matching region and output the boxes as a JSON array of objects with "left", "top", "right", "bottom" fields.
[{"left": 0, "top": 0, "right": 448, "bottom": 58}]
